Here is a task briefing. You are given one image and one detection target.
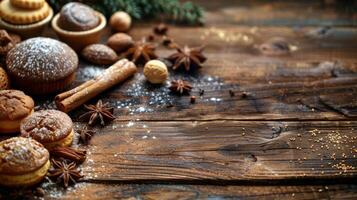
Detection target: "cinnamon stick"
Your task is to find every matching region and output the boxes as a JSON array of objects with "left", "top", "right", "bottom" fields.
[{"left": 55, "top": 59, "right": 137, "bottom": 112}]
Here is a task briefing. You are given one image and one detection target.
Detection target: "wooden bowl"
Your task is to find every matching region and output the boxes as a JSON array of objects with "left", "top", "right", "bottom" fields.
[
  {"left": 0, "top": 8, "right": 53, "bottom": 38},
  {"left": 51, "top": 11, "right": 107, "bottom": 52}
]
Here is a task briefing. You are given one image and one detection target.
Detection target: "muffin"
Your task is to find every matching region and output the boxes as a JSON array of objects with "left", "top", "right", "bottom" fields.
[
  {"left": 58, "top": 2, "right": 99, "bottom": 32},
  {"left": 20, "top": 110, "right": 74, "bottom": 150},
  {"left": 0, "top": 137, "right": 50, "bottom": 187},
  {"left": 0, "top": 90, "right": 34, "bottom": 134},
  {"left": 6, "top": 37, "right": 78, "bottom": 94},
  {"left": 0, "top": 0, "right": 50, "bottom": 25}
]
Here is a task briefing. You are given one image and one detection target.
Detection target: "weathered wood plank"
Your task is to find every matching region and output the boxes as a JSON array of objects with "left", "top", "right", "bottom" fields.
[
  {"left": 35, "top": 25, "right": 357, "bottom": 121},
  {"left": 1, "top": 183, "right": 356, "bottom": 200},
  {"left": 192, "top": 0, "right": 357, "bottom": 26},
  {"left": 36, "top": 70, "right": 356, "bottom": 121},
  {"left": 45, "top": 183, "right": 357, "bottom": 200},
  {"left": 128, "top": 26, "right": 357, "bottom": 64},
  {"left": 36, "top": 25, "right": 357, "bottom": 121},
  {"left": 71, "top": 120, "right": 357, "bottom": 181}
]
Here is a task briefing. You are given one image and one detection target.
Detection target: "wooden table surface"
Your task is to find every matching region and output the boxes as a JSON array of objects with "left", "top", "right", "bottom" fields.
[{"left": 1, "top": 0, "right": 357, "bottom": 199}]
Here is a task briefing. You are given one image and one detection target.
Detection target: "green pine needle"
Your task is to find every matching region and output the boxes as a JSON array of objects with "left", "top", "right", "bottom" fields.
[{"left": 47, "top": 0, "right": 204, "bottom": 25}]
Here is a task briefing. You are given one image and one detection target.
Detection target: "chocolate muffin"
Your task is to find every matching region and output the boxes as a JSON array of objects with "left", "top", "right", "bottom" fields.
[
  {"left": 0, "top": 90, "right": 34, "bottom": 134},
  {"left": 0, "top": 137, "right": 50, "bottom": 187},
  {"left": 6, "top": 37, "right": 78, "bottom": 94},
  {"left": 58, "top": 2, "right": 100, "bottom": 31},
  {"left": 20, "top": 109, "right": 74, "bottom": 150}
]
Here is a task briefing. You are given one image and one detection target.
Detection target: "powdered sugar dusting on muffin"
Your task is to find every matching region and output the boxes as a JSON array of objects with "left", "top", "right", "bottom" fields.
[
  {"left": 0, "top": 137, "right": 49, "bottom": 174},
  {"left": 20, "top": 110, "right": 73, "bottom": 143},
  {"left": 6, "top": 37, "right": 78, "bottom": 82}
]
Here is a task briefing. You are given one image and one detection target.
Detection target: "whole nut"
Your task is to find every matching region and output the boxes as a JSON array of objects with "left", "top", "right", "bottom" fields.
[
  {"left": 107, "top": 33, "right": 134, "bottom": 53},
  {"left": 144, "top": 60, "right": 168, "bottom": 84},
  {"left": 109, "top": 11, "right": 131, "bottom": 32},
  {"left": 0, "top": 67, "right": 10, "bottom": 89},
  {"left": 81, "top": 44, "right": 118, "bottom": 65}
]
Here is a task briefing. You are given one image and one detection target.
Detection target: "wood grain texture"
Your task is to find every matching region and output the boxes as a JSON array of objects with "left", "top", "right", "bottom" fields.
[
  {"left": 38, "top": 26, "right": 357, "bottom": 121},
  {"left": 193, "top": 0, "right": 357, "bottom": 26},
  {"left": 75, "top": 120, "right": 357, "bottom": 181},
  {"left": 1, "top": 183, "right": 356, "bottom": 199},
  {"left": 46, "top": 183, "right": 357, "bottom": 200},
  {"left": 0, "top": 0, "right": 356, "bottom": 199}
]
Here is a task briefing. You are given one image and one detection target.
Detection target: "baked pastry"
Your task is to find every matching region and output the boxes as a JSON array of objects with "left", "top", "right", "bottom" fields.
[
  {"left": 81, "top": 44, "right": 118, "bottom": 65},
  {"left": 0, "top": 90, "right": 34, "bottom": 134},
  {"left": 0, "top": 29, "right": 21, "bottom": 56},
  {"left": 10, "top": 0, "right": 45, "bottom": 10},
  {"left": 0, "top": 137, "right": 50, "bottom": 187},
  {"left": 0, "top": 0, "right": 50, "bottom": 25},
  {"left": 20, "top": 110, "right": 74, "bottom": 150},
  {"left": 6, "top": 37, "right": 78, "bottom": 94},
  {"left": 58, "top": 2, "right": 100, "bottom": 31},
  {"left": 0, "top": 67, "right": 10, "bottom": 89}
]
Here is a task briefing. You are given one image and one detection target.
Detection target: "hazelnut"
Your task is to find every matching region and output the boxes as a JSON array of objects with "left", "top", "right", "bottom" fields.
[
  {"left": 81, "top": 44, "right": 118, "bottom": 65},
  {"left": 144, "top": 60, "right": 169, "bottom": 84},
  {"left": 0, "top": 67, "right": 10, "bottom": 89},
  {"left": 107, "top": 33, "right": 134, "bottom": 53},
  {"left": 109, "top": 11, "right": 131, "bottom": 32}
]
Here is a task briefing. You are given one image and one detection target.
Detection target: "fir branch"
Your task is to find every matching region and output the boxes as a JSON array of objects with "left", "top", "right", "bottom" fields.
[{"left": 47, "top": 0, "right": 204, "bottom": 25}]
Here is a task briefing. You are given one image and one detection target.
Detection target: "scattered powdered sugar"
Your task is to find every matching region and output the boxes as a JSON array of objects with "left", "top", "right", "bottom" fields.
[
  {"left": 21, "top": 110, "right": 72, "bottom": 142},
  {"left": 76, "top": 65, "right": 105, "bottom": 81},
  {"left": 6, "top": 37, "right": 78, "bottom": 81},
  {"left": 0, "top": 137, "right": 48, "bottom": 171}
]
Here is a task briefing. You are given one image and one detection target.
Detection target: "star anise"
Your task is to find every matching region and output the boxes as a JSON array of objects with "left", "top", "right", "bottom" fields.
[
  {"left": 121, "top": 39, "right": 157, "bottom": 64},
  {"left": 77, "top": 126, "right": 95, "bottom": 144},
  {"left": 153, "top": 23, "right": 168, "bottom": 35},
  {"left": 169, "top": 79, "right": 192, "bottom": 94},
  {"left": 48, "top": 159, "right": 83, "bottom": 188},
  {"left": 162, "top": 36, "right": 177, "bottom": 49},
  {"left": 79, "top": 100, "right": 116, "bottom": 126},
  {"left": 167, "top": 45, "right": 207, "bottom": 71}
]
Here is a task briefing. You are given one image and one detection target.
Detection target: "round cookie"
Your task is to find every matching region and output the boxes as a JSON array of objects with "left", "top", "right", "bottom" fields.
[
  {"left": 6, "top": 37, "right": 78, "bottom": 94},
  {"left": 21, "top": 110, "right": 74, "bottom": 150},
  {"left": 10, "top": 0, "right": 45, "bottom": 10},
  {"left": 0, "top": 67, "right": 10, "bottom": 89},
  {"left": 0, "top": 137, "right": 50, "bottom": 187},
  {"left": 0, "top": 0, "right": 50, "bottom": 25},
  {"left": 58, "top": 2, "right": 100, "bottom": 31},
  {"left": 0, "top": 90, "right": 34, "bottom": 134}
]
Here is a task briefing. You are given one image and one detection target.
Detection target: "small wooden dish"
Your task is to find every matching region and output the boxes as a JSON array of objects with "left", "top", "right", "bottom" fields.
[
  {"left": 51, "top": 11, "right": 107, "bottom": 52},
  {"left": 0, "top": 8, "right": 53, "bottom": 38}
]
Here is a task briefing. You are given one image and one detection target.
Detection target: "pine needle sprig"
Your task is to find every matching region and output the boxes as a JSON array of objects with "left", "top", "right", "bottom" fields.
[{"left": 47, "top": 0, "right": 204, "bottom": 25}]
